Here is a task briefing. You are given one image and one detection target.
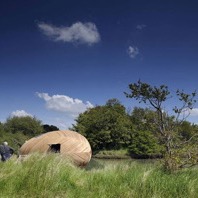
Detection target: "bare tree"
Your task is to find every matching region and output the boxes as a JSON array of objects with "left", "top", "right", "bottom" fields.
[{"left": 125, "top": 80, "right": 198, "bottom": 171}]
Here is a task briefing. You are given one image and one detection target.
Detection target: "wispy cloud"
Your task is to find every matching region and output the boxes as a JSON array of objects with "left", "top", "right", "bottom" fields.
[
  {"left": 127, "top": 46, "right": 139, "bottom": 59},
  {"left": 38, "top": 21, "right": 100, "bottom": 45},
  {"left": 36, "top": 92, "right": 94, "bottom": 117},
  {"left": 11, "top": 110, "right": 33, "bottom": 117},
  {"left": 54, "top": 117, "right": 73, "bottom": 129},
  {"left": 136, "top": 24, "right": 147, "bottom": 30}
]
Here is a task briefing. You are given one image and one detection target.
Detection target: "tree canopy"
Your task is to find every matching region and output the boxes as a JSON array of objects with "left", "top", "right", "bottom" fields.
[
  {"left": 4, "top": 116, "right": 43, "bottom": 136},
  {"left": 71, "top": 99, "right": 132, "bottom": 151},
  {"left": 0, "top": 116, "right": 59, "bottom": 152}
]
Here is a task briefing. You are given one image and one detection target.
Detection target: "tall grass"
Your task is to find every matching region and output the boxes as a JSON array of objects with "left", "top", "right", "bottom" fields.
[{"left": 0, "top": 154, "right": 197, "bottom": 198}]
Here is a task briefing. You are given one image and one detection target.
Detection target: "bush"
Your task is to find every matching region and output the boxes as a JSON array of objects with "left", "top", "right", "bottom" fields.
[{"left": 129, "top": 130, "right": 163, "bottom": 158}]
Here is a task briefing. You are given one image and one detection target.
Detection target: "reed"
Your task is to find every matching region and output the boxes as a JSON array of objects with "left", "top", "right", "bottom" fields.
[{"left": 0, "top": 154, "right": 197, "bottom": 198}]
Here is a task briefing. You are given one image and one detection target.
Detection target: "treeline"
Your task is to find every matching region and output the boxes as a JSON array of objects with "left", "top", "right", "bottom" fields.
[
  {"left": 0, "top": 116, "right": 59, "bottom": 152},
  {"left": 71, "top": 98, "right": 198, "bottom": 159},
  {"left": 0, "top": 99, "right": 197, "bottom": 160},
  {"left": 1, "top": 81, "right": 197, "bottom": 171}
]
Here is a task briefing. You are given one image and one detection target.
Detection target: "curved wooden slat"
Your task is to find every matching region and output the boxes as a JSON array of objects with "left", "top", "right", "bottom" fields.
[{"left": 19, "top": 130, "right": 92, "bottom": 166}]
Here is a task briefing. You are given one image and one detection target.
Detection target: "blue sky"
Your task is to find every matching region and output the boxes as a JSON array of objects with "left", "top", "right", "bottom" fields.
[{"left": 1, "top": 0, "right": 198, "bottom": 129}]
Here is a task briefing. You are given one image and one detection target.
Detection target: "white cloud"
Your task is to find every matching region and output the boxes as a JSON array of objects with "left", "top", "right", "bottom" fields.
[
  {"left": 127, "top": 46, "right": 139, "bottom": 59},
  {"left": 11, "top": 110, "right": 33, "bottom": 118},
  {"left": 36, "top": 92, "right": 94, "bottom": 116},
  {"left": 136, "top": 24, "right": 147, "bottom": 30},
  {"left": 38, "top": 21, "right": 100, "bottom": 45},
  {"left": 189, "top": 108, "right": 198, "bottom": 116}
]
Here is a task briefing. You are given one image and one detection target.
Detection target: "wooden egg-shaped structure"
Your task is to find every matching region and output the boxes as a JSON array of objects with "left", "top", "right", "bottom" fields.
[{"left": 19, "top": 130, "right": 92, "bottom": 166}]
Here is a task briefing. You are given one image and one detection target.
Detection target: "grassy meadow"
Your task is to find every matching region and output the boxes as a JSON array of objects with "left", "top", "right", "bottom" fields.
[{"left": 0, "top": 154, "right": 197, "bottom": 198}]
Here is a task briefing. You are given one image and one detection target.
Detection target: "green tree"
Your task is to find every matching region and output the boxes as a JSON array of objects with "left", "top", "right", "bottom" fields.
[
  {"left": 129, "top": 130, "right": 163, "bottom": 158},
  {"left": 178, "top": 121, "right": 196, "bottom": 141},
  {"left": 128, "top": 107, "right": 164, "bottom": 158},
  {"left": 2, "top": 116, "right": 44, "bottom": 151},
  {"left": 43, "top": 124, "right": 59, "bottom": 133},
  {"left": 72, "top": 99, "right": 132, "bottom": 151},
  {"left": 125, "top": 80, "right": 198, "bottom": 171},
  {"left": 4, "top": 116, "right": 43, "bottom": 136},
  {"left": 130, "top": 107, "right": 158, "bottom": 132}
]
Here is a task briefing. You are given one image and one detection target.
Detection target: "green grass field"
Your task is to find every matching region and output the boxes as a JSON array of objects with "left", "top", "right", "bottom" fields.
[{"left": 0, "top": 154, "right": 197, "bottom": 198}]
